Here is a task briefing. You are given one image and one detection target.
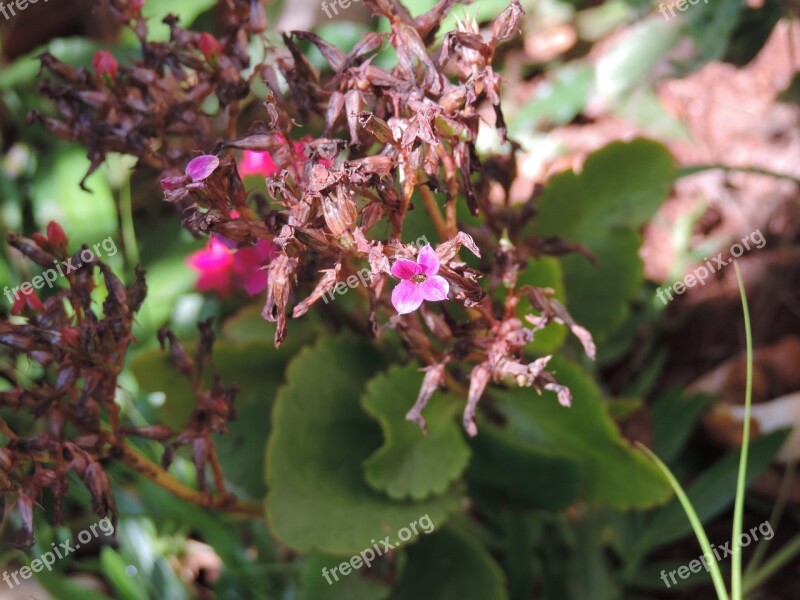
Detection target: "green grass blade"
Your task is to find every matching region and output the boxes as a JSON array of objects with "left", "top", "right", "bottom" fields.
[
  {"left": 731, "top": 262, "right": 752, "bottom": 600},
  {"left": 637, "top": 443, "right": 730, "bottom": 600},
  {"left": 743, "top": 532, "right": 800, "bottom": 595}
]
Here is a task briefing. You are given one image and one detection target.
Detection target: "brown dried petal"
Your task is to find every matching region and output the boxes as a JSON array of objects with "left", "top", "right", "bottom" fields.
[
  {"left": 406, "top": 362, "right": 447, "bottom": 432},
  {"left": 464, "top": 363, "right": 491, "bottom": 437},
  {"left": 492, "top": 0, "right": 525, "bottom": 44},
  {"left": 292, "top": 263, "right": 341, "bottom": 318}
]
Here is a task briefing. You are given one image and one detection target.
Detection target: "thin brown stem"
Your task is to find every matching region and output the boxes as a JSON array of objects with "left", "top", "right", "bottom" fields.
[
  {"left": 108, "top": 434, "right": 262, "bottom": 517},
  {"left": 419, "top": 186, "right": 449, "bottom": 241},
  {"left": 0, "top": 417, "right": 18, "bottom": 440}
]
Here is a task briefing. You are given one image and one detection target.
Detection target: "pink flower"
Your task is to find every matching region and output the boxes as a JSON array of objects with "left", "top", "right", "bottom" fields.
[
  {"left": 92, "top": 51, "right": 118, "bottom": 79},
  {"left": 186, "top": 154, "right": 220, "bottom": 181},
  {"left": 232, "top": 240, "right": 277, "bottom": 296},
  {"left": 238, "top": 151, "right": 278, "bottom": 178},
  {"left": 391, "top": 245, "right": 449, "bottom": 314},
  {"left": 238, "top": 138, "right": 329, "bottom": 179},
  {"left": 187, "top": 238, "right": 235, "bottom": 296},
  {"left": 187, "top": 236, "right": 277, "bottom": 298}
]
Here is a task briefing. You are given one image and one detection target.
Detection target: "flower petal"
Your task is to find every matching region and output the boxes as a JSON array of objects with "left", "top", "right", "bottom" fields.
[
  {"left": 392, "top": 280, "right": 425, "bottom": 314},
  {"left": 244, "top": 269, "right": 269, "bottom": 296},
  {"left": 391, "top": 258, "right": 421, "bottom": 280},
  {"left": 239, "top": 151, "right": 278, "bottom": 178},
  {"left": 419, "top": 275, "right": 449, "bottom": 302},
  {"left": 186, "top": 155, "right": 220, "bottom": 181},
  {"left": 417, "top": 244, "right": 440, "bottom": 276}
]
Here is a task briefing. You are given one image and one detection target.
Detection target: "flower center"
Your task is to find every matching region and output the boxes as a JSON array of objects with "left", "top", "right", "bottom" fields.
[{"left": 412, "top": 274, "right": 427, "bottom": 284}]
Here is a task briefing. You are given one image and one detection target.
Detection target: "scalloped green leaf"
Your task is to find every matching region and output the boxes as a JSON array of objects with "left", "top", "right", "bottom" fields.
[
  {"left": 494, "top": 357, "right": 671, "bottom": 509},
  {"left": 530, "top": 139, "right": 673, "bottom": 343},
  {"left": 389, "top": 528, "right": 508, "bottom": 600},
  {"left": 533, "top": 139, "right": 674, "bottom": 240},
  {"left": 266, "top": 337, "right": 461, "bottom": 554},
  {"left": 560, "top": 228, "right": 643, "bottom": 342},
  {"left": 361, "top": 364, "right": 471, "bottom": 501}
]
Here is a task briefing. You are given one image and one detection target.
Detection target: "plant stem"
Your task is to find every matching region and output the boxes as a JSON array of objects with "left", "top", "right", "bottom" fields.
[
  {"left": 731, "top": 261, "right": 752, "bottom": 600},
  {"left": 419, "top": 185, "right": 449, "bottom": 241},
  {"left": 0, "top": 416, "right": 17, "bottom": 440},
  {"left": 119, "top": 179, "right": 140, "bottom": 272},
  {"left": 116, "top": 438, "right": 262, "bottom": 517},
  {"left": 637, "top": 443, "right": 731, "bottom": 600},
  {"left": 742, "top": 532, "right": 800, "bottom": 595},
  {"left": 744, "top": 456, "right": 797, "bottom": 578}
]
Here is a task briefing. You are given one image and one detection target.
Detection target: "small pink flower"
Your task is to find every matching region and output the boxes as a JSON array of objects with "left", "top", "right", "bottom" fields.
[
  {"left": 187, "top": 238, "right": 235, "bottom": 296},
  {"left": 232, "top": 240, "right": 277, "bottom": 296},
  {"left": 188, "top": 233, "right": 277, "bottom": 298},
  {"left": 238, "top": 151, "right": 278, "bottom": 178},
  {"left": 186, "top": 154, "right": 219, "bottom": 181},
  {"left": 391, "top": 245, "right": 449, "bottom": 314}
]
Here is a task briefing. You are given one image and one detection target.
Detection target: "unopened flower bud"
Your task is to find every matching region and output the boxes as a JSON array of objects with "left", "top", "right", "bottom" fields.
[
  {"left": 198, "top": 33, "right": 222, "bottom": 63},
  {"left": 92, "top": 50, "right": 119, "bottom": 80}
]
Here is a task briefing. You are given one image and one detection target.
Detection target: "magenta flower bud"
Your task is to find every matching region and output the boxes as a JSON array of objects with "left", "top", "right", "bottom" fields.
[
  {"left": 92, "top": 50, "right": 118, "bottom": 79},
  {"left": 185, "top": 154, "right": 220, "bottom": 181}
]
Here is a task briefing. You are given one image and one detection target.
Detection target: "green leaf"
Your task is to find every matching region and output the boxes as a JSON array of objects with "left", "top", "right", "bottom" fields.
[
  {"left": 466, "top": 423, "right": 580, "bottom": 511},
  {"left": 533, "top": 139, "right": 674, "bottom": 241},
  {"left": 101, "top": 546, "right": 148, "bottom": 600},
  {"left": 510, "top": 64, "right": 593, "bottom": 130},
  {"left": 389, "top": 528, "right": 508, "bottom": 600},
  {"left": 495, "top": 357, "right": 671, "bottom": 509},
  {"left": 531, "top": 139, "right": 674, "bottom": 342},
  {"left": 594, "top": 17, "right": 680, "bottom": 106},
  {"left": 560, "top": 228, "right": 643, "bottom": 343},
  {"left": 34, "top": 569, "right": 115, "bottom": 600},
  {"left": 651, "top": 388, "right": 717, "bottom": 463},
  {"left": 141, "top": 0, "right": 216, "bottom": 41},
  {"left": 30, "top": 147, "right": 117, "bottom": 249},
  {"left": 686, "top": 0, "right": 745, "bottom": 66},
  {"left": 266, "top": 337, "right": 461, "bottom": 554},
  {"left": 361, "top": 364, "right": 471, "bottom": 501},
  {"left": 613, "top": 88, "right": 692, "bottom": 142},
  {"left": 635, "top": 429, "right": 790, "bottom": 554}
]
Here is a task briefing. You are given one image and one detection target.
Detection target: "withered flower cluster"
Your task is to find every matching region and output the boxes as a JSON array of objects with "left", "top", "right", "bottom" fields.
[
  {"left": 19, "top": 0, "right": 597, "bottom": 532},
  {"left": 0, "top": 226, "right": 241, "bottom": 546}
]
